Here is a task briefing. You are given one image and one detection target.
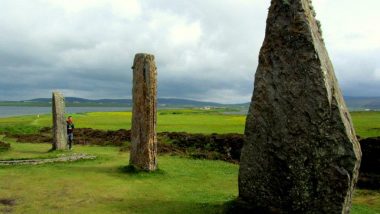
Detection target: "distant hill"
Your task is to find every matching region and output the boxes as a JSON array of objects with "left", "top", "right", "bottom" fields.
[
  {"left": 344, "top": 97, "right": 380, "bottom": 110},
  {"left": 0, "top": 96, "right": 379, "bottom": 110},
  {"left": 28, "top": 97, "right": 131, "bottom": 106},
  {"left": 19, "top": 97, "right": 233, "bottom": 108}
]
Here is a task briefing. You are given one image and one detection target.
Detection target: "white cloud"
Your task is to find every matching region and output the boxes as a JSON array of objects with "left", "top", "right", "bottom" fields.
[
  {"left": 45, "top": 0, "right": 141, "bottom": 19},
  {"left": 375, "top": 68, "right": 380, "bottom": 80},
  {"left": 314, "top": 0, "right": 380, "bottom": 52},
  {"left": 169, "top": 21, "right": 201, "bottom": 46},
  {"left": 44, "top": 0, "right": 103, "bottom": 13},
  {"left": 0, "top": 0, "right": 379, "bottom": 101},
  {"left": 109, "top": 0, "right": 141, "bottom": 20}
]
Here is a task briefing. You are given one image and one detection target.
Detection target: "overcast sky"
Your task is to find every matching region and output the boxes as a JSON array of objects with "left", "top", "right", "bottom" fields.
[{"left": 0, "top": 0, "right": 379, "bottom": 103}]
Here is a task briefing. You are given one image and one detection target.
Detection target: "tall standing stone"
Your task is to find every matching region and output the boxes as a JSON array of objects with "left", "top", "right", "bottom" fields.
[
  {"left": 129, "top": 53, "right": 157, "bottom": 171},
  {"left": 238, "top": 0, "right": 361, "bottom": 213},
  {"left": 52, "top": 91, "right": 67, "bottom": 150}
]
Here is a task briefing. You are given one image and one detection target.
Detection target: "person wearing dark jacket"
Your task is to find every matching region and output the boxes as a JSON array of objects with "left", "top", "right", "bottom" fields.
[{"left": 66, "top": 116, "right": 74, "bottom": 150}]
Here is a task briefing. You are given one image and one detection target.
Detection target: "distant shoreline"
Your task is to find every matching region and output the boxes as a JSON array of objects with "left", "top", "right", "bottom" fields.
[{"left": 0, "top": 106, "right": 130, "bottom": 118}]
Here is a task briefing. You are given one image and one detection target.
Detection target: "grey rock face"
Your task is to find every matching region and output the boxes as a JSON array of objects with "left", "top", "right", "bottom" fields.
[
  {"left": 129, "top": 53, "right": 157, "bottom": 171},
  {"left": 238, "top": 0, "right": 361, "bottom": 213},
  {"left": 52, "top": 91, "right": 67, "bottom": 150}
]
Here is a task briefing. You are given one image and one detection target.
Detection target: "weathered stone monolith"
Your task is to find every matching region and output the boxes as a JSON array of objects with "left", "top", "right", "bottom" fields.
[
  {"left": 238, "top": 0, "right": 361, "bottom": 213},
  {"left": 129, "top": 53, "right": 157, "bottom": 171},
  {"left": 52, "top": 91, "right": 67, "bottom": 150}
]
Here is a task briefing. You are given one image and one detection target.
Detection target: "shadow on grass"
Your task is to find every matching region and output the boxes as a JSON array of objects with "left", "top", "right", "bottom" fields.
[
  {"left": 108, "top": 198, "right": 229, "bottom": 214},
  {"left": 222, "top": 199, "right": 285, "bottom": 214},
  {"left": 69, "top": 164, "right": 168, "bottom": 179},
  {"left": 54, "top": 163, "right": 167, "bottom": 180},
  {"left": 118, "top": 165, "right": 166, "bottom": 175},
  {"left": 0, "top": 198, "right": 16, "bottom": 206}
]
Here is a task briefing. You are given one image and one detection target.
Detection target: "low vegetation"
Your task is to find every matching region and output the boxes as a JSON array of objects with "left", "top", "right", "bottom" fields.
[
  {"left": 351, "top": 111, "right": 380, "bottom": 138},
  {"left": 0, "top": 141, "right": 10, "bottom": 152},
  {"left": 0, "top": 140, "right": 237, "bottom": 213},
  {"left": 0, "top": 109, "right": 246, "bottom": 134},
  {"left": 1, "top": 110, "right": 379, "bottom": 137},
  {"left": 0, "top": 109, "right": 379, "bottom": 213}
]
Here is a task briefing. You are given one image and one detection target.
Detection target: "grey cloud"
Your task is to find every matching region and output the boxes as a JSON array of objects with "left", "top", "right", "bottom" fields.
[
  {"left": 331, "top": 49, "right": 380, "bottom": 97},
  {"left": 0, "top": 0, "right": 379, "bottom": 102}
]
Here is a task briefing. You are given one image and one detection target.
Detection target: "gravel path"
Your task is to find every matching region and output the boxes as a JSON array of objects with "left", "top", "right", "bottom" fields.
[{"left": 0, "top": 153, "right": 96, "bottom": 165}]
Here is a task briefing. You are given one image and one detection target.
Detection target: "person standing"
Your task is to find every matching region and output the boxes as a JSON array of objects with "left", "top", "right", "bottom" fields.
[{"left": 66, "top": 116, "right": 75, "bottom": 150}]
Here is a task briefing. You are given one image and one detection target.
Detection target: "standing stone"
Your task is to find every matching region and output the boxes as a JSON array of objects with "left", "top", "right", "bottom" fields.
[
  {"left": 129, "top": 53, "right": 157, "bottom": 171},
  {"left": 238, "top": 0, "right": 361, "bottom": 213},
  {"left": 52, "top": 91, "right": 67, "bottom": 150}
]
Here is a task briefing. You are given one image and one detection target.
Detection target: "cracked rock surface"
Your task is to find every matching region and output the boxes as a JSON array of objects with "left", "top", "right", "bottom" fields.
[
  {"left": 129, "top": 53, "right": 158, "bottom": 171},
  {"left": 52, "top": 91, "right": 67, "bottom": 150},
  {"left": 238, "top": 0, "right": 361, "bottom": 213}
]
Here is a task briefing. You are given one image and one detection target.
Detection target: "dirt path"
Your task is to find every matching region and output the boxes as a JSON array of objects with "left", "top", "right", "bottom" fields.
[{"left": 0, "top": 153, "right": 96, "bottom": 166}]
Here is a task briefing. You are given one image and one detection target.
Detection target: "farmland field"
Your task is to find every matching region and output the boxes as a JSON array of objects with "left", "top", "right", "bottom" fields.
[
  {"left": 0, "top": 109, "right": 379, "bottom": 213},
  {"left": 0, "top": 109, "right": 379, "bottom": 137}
]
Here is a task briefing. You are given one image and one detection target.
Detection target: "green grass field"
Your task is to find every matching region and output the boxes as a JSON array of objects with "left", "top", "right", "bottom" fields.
[
  {"left": 351, "top": 111, "right": 380, "bottom": 138},
  {"left": 0, "top": 110, "right": 380, "bottom": 213},
  {"left": 0, "top": 109, "right": 378, "bottom": 137},
  {"left": 0, "top": 139, "right": 237, "bottom": 213},
  {"left": 0, "top": 109, "right": 246, "bottom": 135}
]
